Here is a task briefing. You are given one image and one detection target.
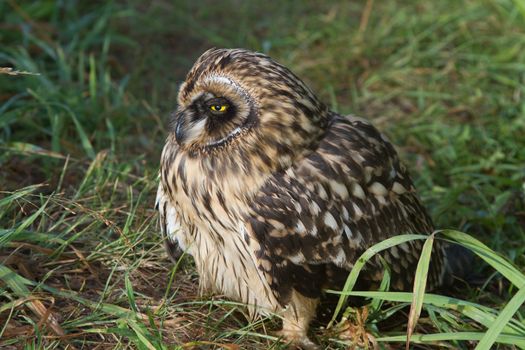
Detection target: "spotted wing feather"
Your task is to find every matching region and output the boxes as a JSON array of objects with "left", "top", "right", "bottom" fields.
[{"left": 245, "top": 115, "right": 445, "bottom": 303}]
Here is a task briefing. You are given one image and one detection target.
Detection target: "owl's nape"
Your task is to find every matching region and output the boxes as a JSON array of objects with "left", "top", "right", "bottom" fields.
[{"left": 157, "top": 48, "right": 470, "bottom": 349}]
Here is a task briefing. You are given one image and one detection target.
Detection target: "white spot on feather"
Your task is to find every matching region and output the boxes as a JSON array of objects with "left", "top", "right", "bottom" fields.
[
  {"left": 288, "top": 252, "right": 306, "bottom": 264},
  {"left": 369, "top": 182, "right": 388, "bottom": 196},
  {"left": 377, "top": 195, "right": 387, "bottom": 206},
  {"left": 324, "top": 212, "right": 338, "bottom": 230},
  {"left": 352, "top": 183, "right": 366, "bottom": 199},
  {"left": 293, "top": 200, "right": 302, "bottom": 214},
  {"left": 392, "top": 182, "right": 407, "bottom": 195},
  {"left": 333, "top": 250, "right": 346, "bottom": 266},
  {"left": 353, "top": 203, "right": 363, "bottom": 220},
  {"left": 295, "top": 220, "right": 306, "bottom": 234},
  {"left": 399, "top": 242, "right": 411, "bottom": 253},
  {"left": 389, "top": 168, "right": 397, "bottom": 180},
  {"left": 364, "top": 167, "right": 373, "bottom": 183},
  {"left": 342, "top": 206, "right": 349, "bottom": 220},
  {"left": 343, "top": 224, "right": 353, "bottom": 238},
  {"left": 310, "top": 201, "right": 321, "bottom": 215},
  {"left": 330, "top": 181, "right": 349, "bottom": 199},
  {"left": 390, "top": 245, "right": 400, "bottom": 258},
  {"left": 317, "top": 185, "right": 328, "bottom": 199}
]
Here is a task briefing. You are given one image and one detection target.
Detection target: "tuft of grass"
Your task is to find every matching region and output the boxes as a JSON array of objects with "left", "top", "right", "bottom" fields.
[
  {"left": 328, "top": 230, "right": 525, "bottom": 349},
  {"left": 1, "top": 0, "right": 524, "bottom": 349}
]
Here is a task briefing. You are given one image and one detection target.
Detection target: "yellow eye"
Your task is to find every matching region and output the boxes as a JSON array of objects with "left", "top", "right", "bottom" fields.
[{"left": 210, "top": 104, "right": 228, "bottom": 112}]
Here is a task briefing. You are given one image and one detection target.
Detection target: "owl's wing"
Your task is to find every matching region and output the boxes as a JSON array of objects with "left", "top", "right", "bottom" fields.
[
  {"left": 155, "top": 183, "right": 186, "bottom": 261},
  {"left": 245, "top": 115, "right": 443, "bottom": 302}
]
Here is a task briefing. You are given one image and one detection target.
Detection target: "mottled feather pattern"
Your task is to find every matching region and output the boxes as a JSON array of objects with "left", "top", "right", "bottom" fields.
[
  {"left": 157, "top": 48, "right": 452, "bottom": 348},
  {"left": 247, "top": 115, "right": 445, "bottom": 303}
]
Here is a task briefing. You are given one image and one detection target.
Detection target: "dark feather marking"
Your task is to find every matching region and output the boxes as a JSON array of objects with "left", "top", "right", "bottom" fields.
[
  {"left": 245, "top": 116, "right": 444, "bottom": 304},
  {"left": 217, "top": 191, "right": 227, "bottom": 211}
]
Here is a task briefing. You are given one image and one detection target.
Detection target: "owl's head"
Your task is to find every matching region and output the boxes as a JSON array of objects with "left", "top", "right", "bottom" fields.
[{"left": 171, "top": 48, "right": 329, "bottom": 165}]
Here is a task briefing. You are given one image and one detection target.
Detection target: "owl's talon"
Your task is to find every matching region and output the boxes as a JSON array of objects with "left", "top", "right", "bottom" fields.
[{"left": 276, "top": 329, "right": 320, "bottom": 350}]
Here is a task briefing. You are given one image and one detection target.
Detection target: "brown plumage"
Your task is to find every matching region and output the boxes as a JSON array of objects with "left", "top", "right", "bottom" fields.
[{"left": 156, "top": 48, "right": 452, "bottom": 348}]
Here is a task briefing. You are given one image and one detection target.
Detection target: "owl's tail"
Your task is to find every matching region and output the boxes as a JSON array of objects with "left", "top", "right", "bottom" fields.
[{"left": 441, "top": 243, "right": 482, "bottom": 288}]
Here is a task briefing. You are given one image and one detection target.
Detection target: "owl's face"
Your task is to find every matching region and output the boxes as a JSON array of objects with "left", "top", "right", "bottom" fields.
[
  {"left": 172, "top": 73, "right": 258, "bottom": 151},
  {"left": 172, "top": 48, "right": 329, "bottom": 161}
]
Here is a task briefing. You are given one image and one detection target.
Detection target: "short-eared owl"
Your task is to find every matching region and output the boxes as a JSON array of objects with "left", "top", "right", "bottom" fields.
[{"left": 156, "top": 48, "right": 456, "bottom": 348}]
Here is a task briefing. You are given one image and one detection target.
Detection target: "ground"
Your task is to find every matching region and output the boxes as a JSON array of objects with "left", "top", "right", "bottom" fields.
[{"left": 0, "top": 1, "right": 524, "bottom": 349}]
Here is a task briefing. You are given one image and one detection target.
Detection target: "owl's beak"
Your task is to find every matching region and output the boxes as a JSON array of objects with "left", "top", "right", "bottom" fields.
[
  {"left": 172, "top": 109, "right": 187, "bottom": 145},
  {"left": 172, "top": 109, "right": 207, "bottom": 146},
  {"left": 174, "top": 119, "right": 186, "bottom": 145}
]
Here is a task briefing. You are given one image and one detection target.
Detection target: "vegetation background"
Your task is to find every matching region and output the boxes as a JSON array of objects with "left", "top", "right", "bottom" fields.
[{"left": 1, "top": 0, "right": 524, "bottom": 349}]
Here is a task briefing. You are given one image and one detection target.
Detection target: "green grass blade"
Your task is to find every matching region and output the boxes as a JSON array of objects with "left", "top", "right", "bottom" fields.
[
  {"left": 370, "top": 256, "right": 391, "bottom": 313},
  {"left": 326, "top": 291, "right": 525, "bottom": 336},
  {"left": 328, "top": 234, "right": 427, "bottom": 327},
  {"left": 0, "top": 185, "right": 40, "bottom": 209},
  {"left": 476, "top": 287, "right": 525, "bottom": 350},
  {"left": 406, "top": 233, "right": 435, "bottom": 349},
  {"left": 75, "top": 150, "right": 108, "bottom": 198},
  {"left": 67, "top": 110, "right": 96, "bottom": 159},
  {"left": 89, "top": 53, "right": 97, "bottom": 100},
  {"left": 127, "top": 319, "right": 163, "bottom": 350},
  {"left": 0, "top": 195, "right": 50, "bottom": 247},
  {"left": 125, "top": 273, "right": 138, "bottom": 313},
  {"left": 0, "top": 264, "right": 32, "bottom": 297},
  {"left": 375, "top": 332, "right": 525, "bottom": 347}
]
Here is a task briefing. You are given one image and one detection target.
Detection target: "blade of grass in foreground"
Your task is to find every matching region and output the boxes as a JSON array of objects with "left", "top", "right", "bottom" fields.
[
  {"left": 125, "top": 273, "right": 138, "bottom": 313},
  {"left": 369, "top": 257, "right": 391, "bottom": 313},
  {"left": 0, "top": 185, "right": 41, "bottom": 209},
  {"left": 406, "top": 233, "right": 434, "bottom": 350},
  {"left": 476, "top": 287, "right": 525, "bottom": 350},
  {"left": 372, "top": 332, "right": 525, "bottom": 347},
  {"left": 127, "top": 319, "right": 166, "bottom": 350},
  {"left": 0, "top": 265, "right": 171, "bottom": 347},
  {"left": 0, "top": 264, "right": 31, "bottom": 297},
  {"left": 0, "top": 264, "right": 65, "bottom": 336},
  {"left": 327, "top": 234, "right": 427, "bottom": 327},
  {"left": 327, "top": 290, "right": 525, "bottom": 339},
  {"left": 0, "top": 194, "right": 50, "bottom": 247}
]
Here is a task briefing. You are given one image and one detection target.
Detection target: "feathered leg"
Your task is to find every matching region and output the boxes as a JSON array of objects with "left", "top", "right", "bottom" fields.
[{"left": 279, "top": 291, "right": 320, "bottom": 350}]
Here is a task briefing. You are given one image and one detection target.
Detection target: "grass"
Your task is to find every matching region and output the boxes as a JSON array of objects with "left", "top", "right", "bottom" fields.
[{"left": 0, "top": 0, "right": 524, "bottom": 348}]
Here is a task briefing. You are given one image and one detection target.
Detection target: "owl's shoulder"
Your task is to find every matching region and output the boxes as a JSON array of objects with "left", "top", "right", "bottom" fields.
[
  {"left": 246, "top": 114, "right": 432, "bottom": 262},
  {"left": 295, "top": 114, "right": 413, "bottom": 196}
]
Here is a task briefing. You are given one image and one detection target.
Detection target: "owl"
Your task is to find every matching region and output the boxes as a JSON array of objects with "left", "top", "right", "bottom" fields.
[{"left": 156, "top": 48, "right": 456, "bottom": 349}]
